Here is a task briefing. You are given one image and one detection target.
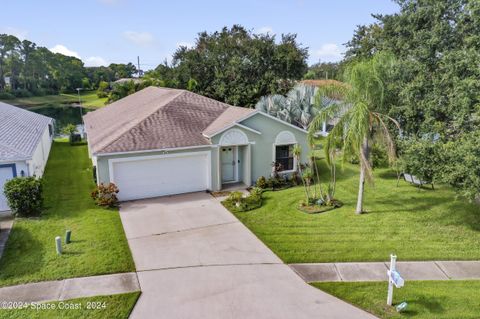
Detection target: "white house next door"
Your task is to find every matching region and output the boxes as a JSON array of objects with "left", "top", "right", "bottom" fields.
[{"left": 221, "top": 146, "right": 236, "bottom": 183}]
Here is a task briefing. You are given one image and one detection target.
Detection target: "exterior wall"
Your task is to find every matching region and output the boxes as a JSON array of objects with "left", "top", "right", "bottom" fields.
[
  {"left": 28, "top": 125, "right": 53, "bottom": 177},
  {"left": 211, "top": 113, "right": 309, "bottom": 185},
  {"left": 95, "top": 146, "right": 220, "bottom": 190}
]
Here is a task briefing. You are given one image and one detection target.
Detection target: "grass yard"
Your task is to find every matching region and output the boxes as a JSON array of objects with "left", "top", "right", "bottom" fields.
[
  {"left": 231, "top": 159, "right": 480, "bottom": 263},
  {"left": 313, "top": 281, "right": 480, "bottom": 318},
  {"left": 0, "top": 292, "right": 140, "bottom": 319},
  {"left": 0, "top": 141, "right": 135, "bottom": 287}
]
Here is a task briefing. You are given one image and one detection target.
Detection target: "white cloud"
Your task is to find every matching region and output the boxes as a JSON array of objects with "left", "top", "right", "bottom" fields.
[
  {"left": 257, "top": 26, "right": 274, "bottom": 35},
  {"left": 49, "top": 44, "right": 81, "bottom": 59},
  {"left": 312, "top": 43, "right": 345, "bottom": 62},
  {"left": 123, "top": 31, "right": 154, "bottom": 46},
  {"left": 84, "top": 56, "right": 108, "bottom": 67},
  {"left": 176, "top": 41, "right": 193, "bottom": 49},
  {"left": 0, "top": 27, "right": 28, "bottom": 40}
]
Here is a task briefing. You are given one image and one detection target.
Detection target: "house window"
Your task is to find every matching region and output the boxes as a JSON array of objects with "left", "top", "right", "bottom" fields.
[{"left": 275, "top": 144, "right": 295, "bottom": 171}]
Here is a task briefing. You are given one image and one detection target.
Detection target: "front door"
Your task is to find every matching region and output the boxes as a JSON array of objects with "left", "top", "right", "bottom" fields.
[
  {"left": 221, "top": 147, "right": 236, "bottom": 182},
  {"left": 0, "top": 166, "right": 14, "bottom": 211}
]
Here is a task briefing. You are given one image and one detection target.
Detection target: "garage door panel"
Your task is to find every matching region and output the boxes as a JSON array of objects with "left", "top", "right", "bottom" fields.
[{"left": 112, "top": 152, "right": 210, "bottom": 201}]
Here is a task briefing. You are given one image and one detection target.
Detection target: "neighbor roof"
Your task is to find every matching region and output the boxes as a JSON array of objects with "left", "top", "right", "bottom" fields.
[
  {"left": 84, "top": 87, "right": 236, "bottom": 154},
  {"left": 0, "top": 102, "right": 53, "bottom": 161}
]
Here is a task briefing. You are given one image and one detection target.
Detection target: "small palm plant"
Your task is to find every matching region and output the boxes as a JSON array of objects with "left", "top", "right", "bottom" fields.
[{"left": 308, "top": 53, "right": 400, "bottom": 214}]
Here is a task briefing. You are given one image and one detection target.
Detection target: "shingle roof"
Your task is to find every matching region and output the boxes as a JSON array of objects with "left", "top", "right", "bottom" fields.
[
  {"left": 203, "top": 106, "right": 256, "bottom": 137},
  {"left": 0, "top": 102, "right": 53, "bottom": 161},
  {"left": 84, "top": 87, "right": 235, "bottom": 154}
]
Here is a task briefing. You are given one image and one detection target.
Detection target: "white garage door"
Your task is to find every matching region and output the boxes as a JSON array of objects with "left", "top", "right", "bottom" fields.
[
  {"left": 111, "top": 152, "right": 211, "bottom": 201},
  {"left": 0, "top": 166, "right": 15, "bottom": 211}
]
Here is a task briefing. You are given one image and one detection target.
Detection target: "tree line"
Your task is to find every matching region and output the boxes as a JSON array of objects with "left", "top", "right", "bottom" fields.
[{"left": 0, "top": 33, "right": 138, "bottom": 99}]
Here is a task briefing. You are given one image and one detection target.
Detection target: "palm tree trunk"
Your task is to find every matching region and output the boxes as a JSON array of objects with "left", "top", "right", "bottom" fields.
[{"left": 356, "top": 138, "right": 369, "bottom": 214}]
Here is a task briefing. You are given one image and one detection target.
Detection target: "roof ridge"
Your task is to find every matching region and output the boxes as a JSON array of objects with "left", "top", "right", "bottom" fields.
[{"left": 92, "top": 88, "right": 186, "bottom": 154}]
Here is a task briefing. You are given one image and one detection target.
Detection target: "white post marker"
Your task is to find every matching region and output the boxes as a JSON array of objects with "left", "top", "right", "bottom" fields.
[{"left": 387, "top": 254, "right": 404, "bottom": 306}]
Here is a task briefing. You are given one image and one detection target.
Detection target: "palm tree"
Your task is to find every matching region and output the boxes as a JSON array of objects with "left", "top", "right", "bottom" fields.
[
  {"left": 308, "top": 53, "right": 400, "bottom": 214},
  {"left": 287, "top": 84, "right": 318, "bottom": 129},
  {"left": 255, "top": 84, "right": 319, "bottom": 129}
]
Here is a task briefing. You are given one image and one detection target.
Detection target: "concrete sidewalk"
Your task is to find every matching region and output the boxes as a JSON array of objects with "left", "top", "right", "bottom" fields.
[
  {"left": 0, "top": 272, "right": 140, "bottom": 303},
  {"left": 290, "top": 261, "right": 480, "bottom": 282}
]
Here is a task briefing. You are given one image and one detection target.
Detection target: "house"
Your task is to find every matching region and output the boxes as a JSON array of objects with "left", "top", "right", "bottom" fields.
[
  {"left": 84, "top": 87, "right": 309, "bottom": 201},
  {"left": 0, "top": 102, "right": 54, "bottom": 211}
]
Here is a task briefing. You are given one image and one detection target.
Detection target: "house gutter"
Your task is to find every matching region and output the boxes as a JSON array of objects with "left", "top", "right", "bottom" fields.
[{"left": 93, "top": 144, "right": 217, "bottom": 157}]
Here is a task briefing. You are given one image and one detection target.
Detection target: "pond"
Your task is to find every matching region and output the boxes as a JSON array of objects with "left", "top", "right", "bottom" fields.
[{"left": 28, "top": 105, "right": 92, "bottom": 133}]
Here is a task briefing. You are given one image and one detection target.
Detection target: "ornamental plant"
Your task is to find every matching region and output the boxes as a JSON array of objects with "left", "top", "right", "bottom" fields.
[
  {"left": 4, "top": 177, "right": 43, "bottom": 217},
  {"left": 91, "top": 183, "right": 120, "bottom": 208}
]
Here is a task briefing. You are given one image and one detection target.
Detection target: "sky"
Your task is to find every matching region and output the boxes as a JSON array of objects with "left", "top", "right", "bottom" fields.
[{"left": 1, "top": 0, "right": 399, "bottom": 70}]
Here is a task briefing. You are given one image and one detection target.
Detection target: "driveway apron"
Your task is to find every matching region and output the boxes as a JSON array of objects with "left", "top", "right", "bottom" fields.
[{"left": 120, "top": 192, "right": 376, "bottom": 319}]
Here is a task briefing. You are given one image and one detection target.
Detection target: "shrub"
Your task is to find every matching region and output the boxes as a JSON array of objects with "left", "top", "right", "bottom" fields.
[
  {"left": 227, "top": 191, "right": 244, "bottom": 205},
  {"left": 256, "top": 176, "right": 267, "bottom": 189},
  {"left": 249, "top": 187, "right": 263, "bottom": 200},
  {"left": 0, "top": 92, "right": 15, "bottom": 100},
  {"left": 290, "top": 171, "right": 300, "bottom": 185},
  {"left": 12, "top": 88, "right": 32, "bottom": 98},
  {"left": 4, "top": 177, "right": 43, "bottom": 217},
  {"left": 91, "top": 183, "right": 120, "bottom": 207},
  {"left": 223, "top": 189, "right": 262, "bottom": 212}
]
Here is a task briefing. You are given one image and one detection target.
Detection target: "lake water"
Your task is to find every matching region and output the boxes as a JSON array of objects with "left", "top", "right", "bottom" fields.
[{"left": 29, "top": 106, "right": 91, "bottom": 132}]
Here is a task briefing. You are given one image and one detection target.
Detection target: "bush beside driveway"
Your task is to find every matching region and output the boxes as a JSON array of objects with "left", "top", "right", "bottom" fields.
[{"left": 0, "top": 140, "right": 135, "bottom": 287}]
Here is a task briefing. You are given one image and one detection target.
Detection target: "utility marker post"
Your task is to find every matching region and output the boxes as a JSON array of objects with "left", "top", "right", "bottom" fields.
[
  {"left": 387, "top": 254, "right": 396, "bottom": 305},
  {"left": 387, "top": 254, "right": 404, "bottom": 306}
]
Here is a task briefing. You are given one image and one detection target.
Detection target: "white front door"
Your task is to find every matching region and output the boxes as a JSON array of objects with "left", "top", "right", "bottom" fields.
[
  {"left": 221, "top": 147, "right": 236, "bottom": 183},
  {"left": 0, "top": 166, "right": 14, "bottom": 211}
]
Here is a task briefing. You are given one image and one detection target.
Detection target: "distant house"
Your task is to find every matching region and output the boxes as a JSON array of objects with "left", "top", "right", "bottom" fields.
[
  {"left": 112, "top": 78, "right": 143, "bottom": 86},
  {"left": 84, "top": 87, "right": 309, "bottom": 201},
  {"left": 0, "top": 102, "right": 54, "bottom": 211}
]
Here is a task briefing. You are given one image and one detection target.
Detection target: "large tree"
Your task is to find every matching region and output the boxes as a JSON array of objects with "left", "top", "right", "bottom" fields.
[
  {"left": 157, "top": 25, "right": 308, "bottom": 107},
  {"left": 344, "top": 0, "right": 480, "bottom": 200},
  {"left": 345, "top": 0, "right": 480, "bottom": 140}
]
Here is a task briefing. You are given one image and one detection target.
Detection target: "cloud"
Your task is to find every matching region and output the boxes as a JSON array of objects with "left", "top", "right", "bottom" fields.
[
  {"left": 84, "top": 56, "right": 108, "bottom": 67},
  {"left": 0, "top": 27, "right": 28, "bottom": 40},
  {"left": 312, "top": 43, "right": 345, "bottom": 62},
  {"left": 176, "top": 41, "right": 193, "bottom": 49},
  {"left": 123, "top": 31, "right": 154, "bottom": 46},
  {"left": 257, "top": 26, "right": 274, "bottom": 35},
  {"left": 49, "top": 44, "right": 81, "bottom": 59}
]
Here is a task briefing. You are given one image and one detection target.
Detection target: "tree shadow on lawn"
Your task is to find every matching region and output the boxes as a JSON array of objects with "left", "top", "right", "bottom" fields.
[{"left": 0, "top": 226, "right": 44, "bottom": 285}]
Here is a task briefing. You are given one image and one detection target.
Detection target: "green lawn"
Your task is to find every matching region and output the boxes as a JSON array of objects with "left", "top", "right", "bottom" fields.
[
  {"left": 231, "top": 159, "right": 480, "bottom": 263},
  {"left": 0, "top": 141, "right": 135, "bottom": 287},
  {"left": 0, "top": 91, "right": 107, "bottom": 108},
  {"left": 313, "top": 281, "right": 480, "bottom": 319},
  {"left": 0, "top": 292, "right": 140, "bottom": 319}
]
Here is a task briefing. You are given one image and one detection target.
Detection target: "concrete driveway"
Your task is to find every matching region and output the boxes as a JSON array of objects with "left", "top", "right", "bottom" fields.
[{"left": 120, "top": 192, "right": 376, "bottom": 319}]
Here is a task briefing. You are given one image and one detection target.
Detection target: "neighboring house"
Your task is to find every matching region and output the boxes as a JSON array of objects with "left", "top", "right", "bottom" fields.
[
  {"left": 0, "top": 102, "right": 54, "bottom": 211},
  {"left": 84, "top": 87, "right": 309, "bottom": 201}
]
